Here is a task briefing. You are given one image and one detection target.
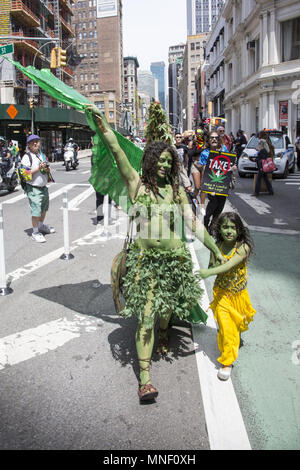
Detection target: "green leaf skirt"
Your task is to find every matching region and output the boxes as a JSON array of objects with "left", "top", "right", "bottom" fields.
[{"left": 121, "top": 243, "right": 208, "bottom": 329}]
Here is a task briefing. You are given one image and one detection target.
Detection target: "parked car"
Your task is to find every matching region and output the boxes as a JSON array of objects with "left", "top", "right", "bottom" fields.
[{"left": 238, "top": 131, "right": 295, "bottom": 178}]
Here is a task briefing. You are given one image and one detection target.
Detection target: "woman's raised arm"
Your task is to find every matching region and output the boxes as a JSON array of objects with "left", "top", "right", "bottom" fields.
[{"left": 85, "top": 104, "right": 140, "bottom": 202}]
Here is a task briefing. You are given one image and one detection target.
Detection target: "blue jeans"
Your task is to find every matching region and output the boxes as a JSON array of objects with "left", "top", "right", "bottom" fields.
[{"left": 255, "top": 170, "right": 274, "bottom": 195}]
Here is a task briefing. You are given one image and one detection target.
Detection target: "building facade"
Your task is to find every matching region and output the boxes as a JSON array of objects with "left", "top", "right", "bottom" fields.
[
  {"left": 187, "top": 0, "right": 225, "bottom": 34},
  {"left": 0, "top": 0, "right": 91, "bottom": 153},
  {"left": 137, "top": 70, "right": 158, "bottom": 102},
  {"left": 178, "top": 33, "right": 209, "bottom": 130},
  {"left": 71, "top": 0, "right": 124, "bottom": 130},
  {"left": 222, "top": 0, "right": 300, "bottom": 141},
  {"left": 150, "top": 61, "right": 165, "bottom": 110},
  {"left": 123, "top": 56, "right": 139, "bottom": 135},
  {"left": 201, "top": 9, "right": 226, "bottom": 122},
  {"left": 168, "top": 43, "right": 185, "bottom": 132}
]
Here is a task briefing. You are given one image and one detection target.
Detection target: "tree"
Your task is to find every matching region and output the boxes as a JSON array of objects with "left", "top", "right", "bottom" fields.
[{"left": 145, "top": 101, "right": 173, "bottom": 145}]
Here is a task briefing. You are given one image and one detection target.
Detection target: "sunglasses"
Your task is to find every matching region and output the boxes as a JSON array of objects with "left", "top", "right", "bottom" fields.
[
  {"left": 210, "top": 136, "right": 218, "bottom": 140},
  {"left": 175, "top": 136, "right": 182, "bottom": 138}
]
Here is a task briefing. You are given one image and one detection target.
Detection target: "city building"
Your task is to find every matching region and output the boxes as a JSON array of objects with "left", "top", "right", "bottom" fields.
[
  {"left": 200, "top": 8, "right": 226, "bottom": 124},
  {"left": 222, "top": 0, "right": 300, "bottom": 141},
  {"left": 168, "top": 43, "right": 185, "bottom": 132},
  {"left": 187, "top": 0, "right": 225, "bottom": 35},
  {"left": 0, "top": 0, "right": 91, "bottom": 154},
  {"left": 150, "top": 61, "right": 165, "bottom": 110},
  {"left": 71, "top": 0, "right": 124, "bottom": 131},
  {"left": 178, "top": 33, "right": 209, "bottom": 130},
  {"left": 123, "top": 56, "right": 139, "bottom": 135},
  {"left": 137, "top": 70, "right": 158, "bottom": 102}
]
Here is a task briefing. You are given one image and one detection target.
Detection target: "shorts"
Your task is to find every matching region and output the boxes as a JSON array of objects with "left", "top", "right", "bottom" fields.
[
  {"left": 25, "top": 185, "right": 49, "bottom": 217},
  {"left": 191, "top": 163, "right": 204, "bottom": 175}
]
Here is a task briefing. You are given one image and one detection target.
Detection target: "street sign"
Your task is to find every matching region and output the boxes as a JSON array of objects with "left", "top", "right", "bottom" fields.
[
  {"left": 6, "top": 104, "right": 18, "bottom": 120},
  {"left": 0, "top": 43, "right": 14, "bottom": 56}
]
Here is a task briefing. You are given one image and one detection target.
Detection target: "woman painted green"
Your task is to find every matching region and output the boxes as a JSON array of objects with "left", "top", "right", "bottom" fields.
[{"left": 85, "top": 104, "right": 224, "bottom": 402}]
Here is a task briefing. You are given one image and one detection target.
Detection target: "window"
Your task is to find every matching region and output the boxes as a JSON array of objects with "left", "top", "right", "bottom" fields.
[
  {"left": 109, "top": 100, "right": 114, "bottom": 109},
  {"left": 281, "top": 17, "right": 300, "bottom": 62},
  {"left": 95, "top": 101, "right": 105, "bottom": 109},
  {"left": 109, "top": 111, "right": 114, "bottom": 119}
]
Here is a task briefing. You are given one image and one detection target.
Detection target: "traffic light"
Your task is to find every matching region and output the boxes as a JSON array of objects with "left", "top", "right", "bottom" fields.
[
  {"left": 50, "top": 47, "right": 57, "bottom": 68},
  {"left": 29, "top": 98, "right": 34, "bottom": 109},
  {"left": 57, "top": 47, "right": 67, "bottom": 67}
]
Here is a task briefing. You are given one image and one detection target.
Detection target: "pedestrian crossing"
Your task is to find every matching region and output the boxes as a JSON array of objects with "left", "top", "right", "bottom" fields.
[
  {"left": 275, "top": 169, "right": 300, "bottom": 186},
  {"left": 2, "top": 183, "right": 94, "bottom": 211}
]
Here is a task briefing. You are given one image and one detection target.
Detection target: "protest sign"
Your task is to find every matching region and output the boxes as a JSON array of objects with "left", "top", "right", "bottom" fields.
[{"left": 201, "top": 150, "right": 237, "bottom": 196}]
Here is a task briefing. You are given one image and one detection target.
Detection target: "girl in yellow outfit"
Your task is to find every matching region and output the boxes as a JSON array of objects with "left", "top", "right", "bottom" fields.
[{"left": 200, "top": 212, "right": 256, "bottom": 381}]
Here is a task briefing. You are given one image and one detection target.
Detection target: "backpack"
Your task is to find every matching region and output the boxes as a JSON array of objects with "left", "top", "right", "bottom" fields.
[{"left": 17, "top": 153, "right": 32, "bottom": 190}]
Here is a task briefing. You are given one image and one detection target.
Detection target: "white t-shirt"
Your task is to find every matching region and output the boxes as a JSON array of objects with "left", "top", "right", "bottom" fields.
[{"left": 21, "top": 151, "right": 48, "bottom": 187}]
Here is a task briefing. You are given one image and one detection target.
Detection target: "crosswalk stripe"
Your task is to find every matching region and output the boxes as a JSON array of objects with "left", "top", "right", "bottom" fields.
[
  {"left": 64, "top": 186, "right": 94, "bottom": 211},
  {"left": 235, "top": 192, "right": 271, "bottom": 215},
  {"left": 0, "top": 314, "right": 100, "bottom": 371},
  {"left": 49, "top": 184, "right": 75, "bottom": 201}
]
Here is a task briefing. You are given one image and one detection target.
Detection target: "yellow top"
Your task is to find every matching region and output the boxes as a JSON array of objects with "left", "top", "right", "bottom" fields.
[{"left": 214, "top": 244, "right": 248, "bottom": 293}]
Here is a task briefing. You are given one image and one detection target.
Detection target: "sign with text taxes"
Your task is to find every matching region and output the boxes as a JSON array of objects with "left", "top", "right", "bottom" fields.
[
  {"left": 0, "top": 43, "right": 14, "bottom": 56},
  {"left": 201, "top": 150, "right": 237, "bottom": 197}
]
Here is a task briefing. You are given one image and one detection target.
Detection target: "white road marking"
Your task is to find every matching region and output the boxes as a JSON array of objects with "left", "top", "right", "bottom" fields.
[
  {"left": 0, "top": 314, "right": 101, "bottom": 371},
  {"left": 248, "top": 226, "right": 300, "bottom": 235},
  {"left": 80, "top": 170, "right": 90, "bottom": 175},
  {"left": 7, "top": 218, "right": 127, "bottom": 284},
  {"left": 273, "top": 218, "right": 288, "bottom": 226},
  {"left": 62, "top": 186, "right": 94, "bottom": 211},
  {"left": 49, "top": 184, "right": 75, "bottom": 201},
  {"left": 188, "top": 242, "right": 251, "bottom": 450},
  {"left": 235, "top": 192, "right": 271, "bottom": 215}
]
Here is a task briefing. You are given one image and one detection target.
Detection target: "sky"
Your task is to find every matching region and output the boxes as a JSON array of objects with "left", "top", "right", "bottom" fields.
[{"left": 122, "top": 0, "right": 187, "bottom": 72}]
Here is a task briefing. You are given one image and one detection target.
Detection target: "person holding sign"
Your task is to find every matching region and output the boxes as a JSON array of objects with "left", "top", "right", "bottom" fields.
[
  {"left": 197, "top": 131, "right": 229, "bottom": 215},
  {"left": 200, "top": 131, "right": 236, "bottom": 233}
]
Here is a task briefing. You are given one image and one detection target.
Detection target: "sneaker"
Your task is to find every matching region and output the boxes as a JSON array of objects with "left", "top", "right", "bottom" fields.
[
  {"left": 39, "top": 224, "right": 55, "bottom": 234},
  {"left": 217, "top": 366, "right": 232, "bottom": 381},
  {"left": 31, "top": 232, "right": 46, "bottom": 243}
]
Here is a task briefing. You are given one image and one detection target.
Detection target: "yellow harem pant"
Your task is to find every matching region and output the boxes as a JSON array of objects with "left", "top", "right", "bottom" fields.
[{"left": 210, "top": 286, "right": 256, "bottom": 366}]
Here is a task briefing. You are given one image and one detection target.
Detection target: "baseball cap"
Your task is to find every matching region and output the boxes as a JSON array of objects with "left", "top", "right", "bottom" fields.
[{"left": 27, "top": 134, "right": 40, "bottom": 144}]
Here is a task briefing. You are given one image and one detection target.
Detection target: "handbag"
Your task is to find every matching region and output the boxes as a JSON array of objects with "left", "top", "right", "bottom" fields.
[
  {"left": 262, "top": 157, "right": 276, "bottom": 173},
  {"left": 110, "top": 180, "right": 141, "bottom": 314}
]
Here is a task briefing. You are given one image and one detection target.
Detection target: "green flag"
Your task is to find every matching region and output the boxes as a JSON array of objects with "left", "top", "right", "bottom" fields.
[{"left": 5, "top": 58, "right": 143, "bottom": 211}]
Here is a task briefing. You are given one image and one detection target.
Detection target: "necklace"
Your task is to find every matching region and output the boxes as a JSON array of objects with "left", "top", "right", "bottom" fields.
[{"left": 220, "top": 242, "right": 237, "bottom": 259}]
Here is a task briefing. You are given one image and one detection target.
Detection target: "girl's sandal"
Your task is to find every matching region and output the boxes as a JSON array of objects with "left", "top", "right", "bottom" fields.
[
  {"left": 156, "top": 327, "right": 169, "bottom": 355},
  {"left": 138, "top": 358, "right": 158, "bottom": 401}
]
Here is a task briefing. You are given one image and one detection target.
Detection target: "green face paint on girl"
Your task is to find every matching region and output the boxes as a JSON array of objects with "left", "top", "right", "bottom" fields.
[
  {"left": 220, "top": 218, "right": 238, "bottom": 244},
  {"left": 157, "top": 151, "right": 173, "bottom": 180}
]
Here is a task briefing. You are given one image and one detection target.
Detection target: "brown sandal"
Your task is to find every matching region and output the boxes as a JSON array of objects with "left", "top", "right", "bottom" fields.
[
  {"left": 156, "top": 327, "right": 169, "bottom": 355},
  {"left": 138, "top": 358, "right": 158, "bottom": 401}
]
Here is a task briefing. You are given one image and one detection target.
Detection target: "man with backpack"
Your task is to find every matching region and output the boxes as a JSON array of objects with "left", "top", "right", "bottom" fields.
[{"left": 20, "top": 134, "right": 55, "bottom": 243}]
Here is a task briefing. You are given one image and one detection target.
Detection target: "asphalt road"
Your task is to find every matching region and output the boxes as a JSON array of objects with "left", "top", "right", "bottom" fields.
[{"left": 0, "top": 159, "right": 299, "bottom": 451}]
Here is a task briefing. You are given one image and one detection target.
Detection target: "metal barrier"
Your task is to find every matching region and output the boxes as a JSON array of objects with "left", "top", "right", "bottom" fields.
[
  {"left": 0, "top": 204, "right": 13, "bottom": 295},
  {"left": 60, "top": 190, "right": 74, "bottom": 260}
]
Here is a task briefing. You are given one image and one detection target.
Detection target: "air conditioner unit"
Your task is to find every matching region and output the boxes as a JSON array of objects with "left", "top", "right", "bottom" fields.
[{"left": 247, "top": 41, "right": 256, "bottom": 50}]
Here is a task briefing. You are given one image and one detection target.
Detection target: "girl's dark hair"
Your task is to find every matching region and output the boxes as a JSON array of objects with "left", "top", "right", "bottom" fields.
[
  {"left": 211, "top": 211, "right": 254, "bottom": 256},
  {"left": 141, "top": 141, "right": 180, "bottom": 200}
]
